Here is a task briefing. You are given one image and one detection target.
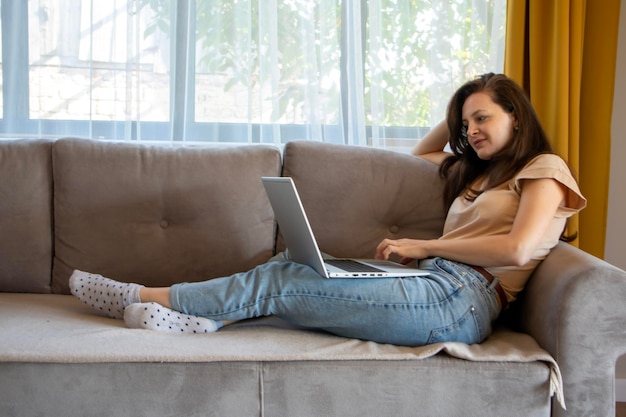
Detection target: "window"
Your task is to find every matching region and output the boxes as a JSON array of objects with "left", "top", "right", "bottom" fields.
[{"left": 0, "top": 0, "right": 506, "bottom": 151}]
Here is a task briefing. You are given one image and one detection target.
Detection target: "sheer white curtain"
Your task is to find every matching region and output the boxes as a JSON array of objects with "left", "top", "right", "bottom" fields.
[{"left": 0, "top": 0, "right": 507, "bottom": 151}]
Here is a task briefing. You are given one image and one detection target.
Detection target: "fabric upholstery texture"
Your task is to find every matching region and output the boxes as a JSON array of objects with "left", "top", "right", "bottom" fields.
[
  {"left": 52, "top": 139, "right": 281, "bottom": 293},
  {"left": 0, "top": 140, "right": 53, "bottom": 293},
  {"left": 281, "top": 141, "right": 445, "bottom": 259},
  {"left": 0, "top": 362, "right": 262, "bottom": 417},
  {"left": 0, "top": 361, "right": 550, "bottom": 417},
  {"left": 520, "top": 241, "right": 626, "bottom": 417}
]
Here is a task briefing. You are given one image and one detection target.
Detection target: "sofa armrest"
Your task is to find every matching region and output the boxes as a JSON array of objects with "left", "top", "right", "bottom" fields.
[{"left": 518, "top": 242, "right": 626, "bottom": 417}]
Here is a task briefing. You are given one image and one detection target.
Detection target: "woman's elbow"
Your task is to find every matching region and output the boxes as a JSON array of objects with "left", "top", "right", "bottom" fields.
[{"left": 506, "top": 242, "right": 535, "bottom": 267}]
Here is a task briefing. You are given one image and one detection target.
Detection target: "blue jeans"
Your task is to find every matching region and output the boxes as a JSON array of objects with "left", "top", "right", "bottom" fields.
[{"left": 169, "top": 254, "right": 502, "bottom": 346}]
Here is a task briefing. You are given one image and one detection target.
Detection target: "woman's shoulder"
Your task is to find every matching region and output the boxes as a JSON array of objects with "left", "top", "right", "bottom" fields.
[
  {"left": 515, "top": 153, "right": 587, "bottom": 211},
  {"left": 515, "top": 153, "right": 577, "bottom": 183},
  {"left": 522, "top": 153, "right": 571, "bottom": 173}
]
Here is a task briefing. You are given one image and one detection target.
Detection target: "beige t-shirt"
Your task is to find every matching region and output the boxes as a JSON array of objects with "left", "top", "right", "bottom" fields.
[{"left": 439, "top": 154, "right": 587, "bottom": 302}]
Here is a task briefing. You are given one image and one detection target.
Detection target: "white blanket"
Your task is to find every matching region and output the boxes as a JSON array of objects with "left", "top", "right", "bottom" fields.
[{"left": 0, "top": 293, "right": 564, "bottom": 408}]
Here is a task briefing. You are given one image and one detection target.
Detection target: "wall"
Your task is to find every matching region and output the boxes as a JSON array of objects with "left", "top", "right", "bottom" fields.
[
  {"left": 607, "top": 0, "right": 626, "bottom": 388},
  {"left": 606, "top": 0, "right": 626, "bottom": 269}
]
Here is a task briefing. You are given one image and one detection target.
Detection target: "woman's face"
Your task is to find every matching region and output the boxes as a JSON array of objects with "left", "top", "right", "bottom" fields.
[{"left": 461, "top": 91, "right": 517, "bottom": 160}]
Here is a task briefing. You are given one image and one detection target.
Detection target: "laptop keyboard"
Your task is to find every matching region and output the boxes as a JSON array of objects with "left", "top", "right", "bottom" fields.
[{"left": 325, "top": 259, "right": 385, "bottom": 273}]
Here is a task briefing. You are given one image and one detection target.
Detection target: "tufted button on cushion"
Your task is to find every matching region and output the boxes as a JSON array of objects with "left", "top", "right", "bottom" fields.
[
  {"left": 389, "top": 225, "right": 400, "bottom": 234},
  {"left": 51, "top": 138, "right": 282, "bottom": 294}
]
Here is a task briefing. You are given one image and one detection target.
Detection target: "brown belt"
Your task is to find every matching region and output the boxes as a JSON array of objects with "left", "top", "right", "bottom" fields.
[{"left": 468, "top": 265, "right": 508, "bottom": 311}]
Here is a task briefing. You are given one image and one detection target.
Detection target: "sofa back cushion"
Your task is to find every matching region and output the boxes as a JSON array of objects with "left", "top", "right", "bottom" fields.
[
  {"left": 281, "top": 141, "right": 446, "bottom": 260},
  {"left": 52, "top": 139, "right": 281, "bottom": 294},
  {"left": 0, "top": 140, "right": 54, "bottom": 293}
]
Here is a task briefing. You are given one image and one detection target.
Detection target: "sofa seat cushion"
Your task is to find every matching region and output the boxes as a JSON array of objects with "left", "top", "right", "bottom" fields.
[
  {"left": 0, "top": 293, "right": 560, "bottom": 416},
  {"left": 0, "top": 293, "right": 558, "bottom": 369},
  {"left": 52, "top": 139, "right": 282, "bottom": 294}
]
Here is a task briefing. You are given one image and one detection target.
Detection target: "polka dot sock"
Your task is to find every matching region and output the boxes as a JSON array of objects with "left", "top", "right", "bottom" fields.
[
  {"left": 124, "top": 302, "right": 222, "bottom": 334},
  {"left": 69, "top": 270, "right": 143, "bottom": 319}
]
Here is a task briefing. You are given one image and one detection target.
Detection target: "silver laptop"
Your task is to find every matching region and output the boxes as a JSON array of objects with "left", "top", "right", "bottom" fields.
[{"left": 262, "top": 177, "right": 430, "bottom": 278}]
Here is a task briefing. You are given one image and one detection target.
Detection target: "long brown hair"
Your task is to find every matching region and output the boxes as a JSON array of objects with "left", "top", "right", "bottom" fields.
[{"left": 440, "top": 73, "right": 553, "bottom": 208}]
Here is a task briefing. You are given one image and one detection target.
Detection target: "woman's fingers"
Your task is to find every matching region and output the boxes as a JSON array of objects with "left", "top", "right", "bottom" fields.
[
  {"left": 375, "top": 238, "right": 426, "bottom": 262},
  {"left": 375, "top": 238, "right": 408, "bottom": 260}
]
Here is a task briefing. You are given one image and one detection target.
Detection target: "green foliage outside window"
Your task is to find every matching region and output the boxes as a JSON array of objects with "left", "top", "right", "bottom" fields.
[{"left": 140, "top": 0, "right": 504, "bottom": 128}]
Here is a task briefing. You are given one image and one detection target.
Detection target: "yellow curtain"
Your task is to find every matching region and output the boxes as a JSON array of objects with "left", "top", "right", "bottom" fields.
[{"left": 504, "top": 0, "right": 621, "bottom": 258}]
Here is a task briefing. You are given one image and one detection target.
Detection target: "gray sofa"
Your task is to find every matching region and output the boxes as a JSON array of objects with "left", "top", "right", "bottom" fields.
[{"left": 1, "top": 138, "right": 626, "bottom": 417}]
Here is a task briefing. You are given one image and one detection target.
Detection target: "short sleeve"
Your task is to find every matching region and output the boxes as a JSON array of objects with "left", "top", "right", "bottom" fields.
[{"left": 513, "top": 154, "right": 587, "bottom": 216}]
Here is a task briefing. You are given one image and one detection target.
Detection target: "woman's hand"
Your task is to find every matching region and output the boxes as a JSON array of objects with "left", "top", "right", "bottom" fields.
[{"left": 375, "top": 238, "right": 430, "bottom": 263}]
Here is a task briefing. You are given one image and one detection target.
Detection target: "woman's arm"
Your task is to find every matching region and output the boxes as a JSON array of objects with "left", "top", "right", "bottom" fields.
[
  {"left": 412, "top": 121, "right": 452, "bottom": 166},
  {"left": 375, "top": 177, "right": 567, "bottom": 267}
]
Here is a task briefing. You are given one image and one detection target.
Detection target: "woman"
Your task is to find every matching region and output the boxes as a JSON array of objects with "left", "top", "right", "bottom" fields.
[{"left": 70, "top": 73, "right": 586, "bottom": 346}]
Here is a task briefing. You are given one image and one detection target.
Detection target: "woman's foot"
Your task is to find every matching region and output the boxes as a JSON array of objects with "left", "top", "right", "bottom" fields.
[
  {"left": 124, "top": 302, "right": 222, "bottom": 334},
  {"left": 69, "top": 270, "right": 143, "bottom": 319}
]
